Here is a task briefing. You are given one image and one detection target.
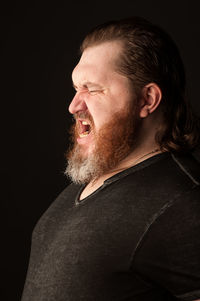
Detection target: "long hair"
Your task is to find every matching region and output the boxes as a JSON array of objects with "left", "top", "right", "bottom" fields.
[{"left": 80, "top": 17, "right": 200, "bottom": 153}]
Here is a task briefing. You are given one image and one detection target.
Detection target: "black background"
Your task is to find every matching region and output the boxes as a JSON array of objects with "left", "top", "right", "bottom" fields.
[{"left": 1, "top": 1, "right": 200, "bottom": 300}]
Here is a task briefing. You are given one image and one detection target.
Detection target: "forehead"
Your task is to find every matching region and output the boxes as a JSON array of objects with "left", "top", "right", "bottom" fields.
[{"left": 72, "top": 41, "right": 123, "bottom": 86}]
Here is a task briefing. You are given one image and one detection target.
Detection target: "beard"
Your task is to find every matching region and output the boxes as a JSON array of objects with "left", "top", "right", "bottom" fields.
[{"left": 65, "top": 101, "right": 141, "bottom": 185}]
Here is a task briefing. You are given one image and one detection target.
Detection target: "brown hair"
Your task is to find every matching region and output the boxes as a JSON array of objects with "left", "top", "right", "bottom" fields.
[{"left": 81, "top": 17, "right": 200, "bottom": 153}]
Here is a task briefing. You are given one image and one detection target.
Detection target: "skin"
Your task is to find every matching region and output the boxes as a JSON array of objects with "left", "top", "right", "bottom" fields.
[
  {"left": 69, "top": 41, "right": 163, "bottom": 198},
  {"left": 69, "top": 41, "right": 135, "bottom": 157}
]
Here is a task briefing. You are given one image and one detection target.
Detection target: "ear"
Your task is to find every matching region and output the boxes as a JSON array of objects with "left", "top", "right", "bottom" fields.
[{"left": 139, "top": 83, "right": 162, "bottom": 118}]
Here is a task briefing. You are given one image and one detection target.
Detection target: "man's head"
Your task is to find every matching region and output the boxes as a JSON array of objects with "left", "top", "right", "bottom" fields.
[
  {"left": 65, "top": 17, "right": 199, "bottom": 184},
  {"left": 66, "top": 41, "right": 144, "bottom": 183}
]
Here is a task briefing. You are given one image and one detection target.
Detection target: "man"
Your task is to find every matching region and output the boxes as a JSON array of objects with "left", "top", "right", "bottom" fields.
[{"left": 22, "top": 17, "right": 200, "bottom": 301}]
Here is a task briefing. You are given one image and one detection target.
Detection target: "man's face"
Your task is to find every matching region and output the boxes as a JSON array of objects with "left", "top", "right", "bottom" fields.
[{"left": 66, "top": 41, "right": 141, "bottom": 184}]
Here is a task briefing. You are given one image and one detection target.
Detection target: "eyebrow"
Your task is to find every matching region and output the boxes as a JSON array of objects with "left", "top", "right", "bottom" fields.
[{"left": 72, "top": 81, "right": 103, "bottom": 90}]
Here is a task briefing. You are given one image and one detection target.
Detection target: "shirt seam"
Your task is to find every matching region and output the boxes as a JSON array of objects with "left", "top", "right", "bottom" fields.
[
  {"left": 171, "top": 153, "right": 200, "bottom": 186},
  {"left": 175, "top": 288, "right": 200, "bottom": 300},
  {"left": 129, "top": 186, "right": 199, "bottom": 268}
]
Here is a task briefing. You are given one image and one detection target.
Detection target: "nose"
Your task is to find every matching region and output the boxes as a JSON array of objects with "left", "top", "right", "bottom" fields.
[{"left": 68, "top": 92, "right": 88, "bottom": 114}]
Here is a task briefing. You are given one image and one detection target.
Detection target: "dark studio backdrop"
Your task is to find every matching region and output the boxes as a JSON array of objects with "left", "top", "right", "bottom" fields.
[{"left": 1, "top": 1, "right": 200, "bottom": 300}]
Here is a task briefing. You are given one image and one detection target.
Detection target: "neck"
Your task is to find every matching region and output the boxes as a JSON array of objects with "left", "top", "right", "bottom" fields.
[
  {"left": 79, "top": 144, "right": 162, "bottom": 200},
  {"left": 90, "top": 145, "right": 162, "bottom": 187}
]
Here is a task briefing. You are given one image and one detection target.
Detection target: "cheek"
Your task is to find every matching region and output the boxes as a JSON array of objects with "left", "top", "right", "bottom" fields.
[
  {"left": 92, "top": 110, "right": 109, "bottom": 129},
  {"left": 86, "top": 100, "right": 110, "bottom": 127},
  {"left": 87, "top": 93, "right": 129, "bottom": 128}
]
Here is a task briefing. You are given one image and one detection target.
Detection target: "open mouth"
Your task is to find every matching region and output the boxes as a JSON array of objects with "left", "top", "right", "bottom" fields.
[{"left": 78, "top": 120, "right": 92, "bottom": 138}]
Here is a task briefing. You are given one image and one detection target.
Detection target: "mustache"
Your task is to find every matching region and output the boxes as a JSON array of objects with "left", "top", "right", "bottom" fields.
[{"left": 73, "top": 112, "right": 94, "bottom": 124}]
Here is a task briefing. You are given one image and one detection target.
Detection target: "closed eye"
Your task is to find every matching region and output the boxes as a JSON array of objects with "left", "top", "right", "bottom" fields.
[
  {"left": 89, "top": 90, "right": 99, "bottom": 94},
  {"left": 88, "top": 89, "right": 104, "bottom": 95},
  {"left": 72, "top": 82, "right": 104, "bottom": 95}
]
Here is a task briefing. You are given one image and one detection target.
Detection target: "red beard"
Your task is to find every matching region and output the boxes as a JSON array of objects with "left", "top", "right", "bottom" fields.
[{"left": 66, "top": 101, "right": 141, "bottom": 184}]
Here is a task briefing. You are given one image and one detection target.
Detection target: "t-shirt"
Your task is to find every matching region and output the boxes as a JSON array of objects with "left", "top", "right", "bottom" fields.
[{"left": 21, "top": 152, "right": 200, "bottom": 301}]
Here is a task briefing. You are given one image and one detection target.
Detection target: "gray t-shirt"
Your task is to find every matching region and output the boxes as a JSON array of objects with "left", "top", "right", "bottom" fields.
[{"left": 21, "top": 152, "right": 200, "bottom": 301}]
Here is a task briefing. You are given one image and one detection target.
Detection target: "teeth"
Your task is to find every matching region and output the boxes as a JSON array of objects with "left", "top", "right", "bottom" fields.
[
  {"left": 82, "top": 121, "right": 89, "bottom": 125},
  {"left": 79, "top": 131, "right": 89, "bottom": 138}
]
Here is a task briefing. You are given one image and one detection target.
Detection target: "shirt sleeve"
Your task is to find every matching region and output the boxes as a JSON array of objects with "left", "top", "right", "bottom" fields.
[{"left": 132, "top": 186, "right": 200, "bottom": 301}]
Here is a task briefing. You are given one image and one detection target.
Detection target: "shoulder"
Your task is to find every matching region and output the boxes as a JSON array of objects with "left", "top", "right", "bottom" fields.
[
  {"left": 132, "top": 184, "right": 200, "bottom": 300},
  {"left": 133, "top": 172, "right": 200, "bottom": 300},
  {"left": 170, "top": 152, "right": 200, "bottom": 186}
]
